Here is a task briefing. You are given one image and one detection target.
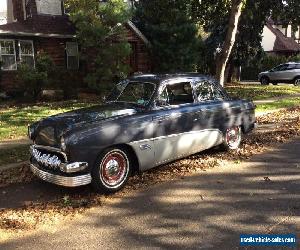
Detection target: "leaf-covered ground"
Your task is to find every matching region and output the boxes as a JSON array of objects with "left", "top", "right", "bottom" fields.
[{"left": 0, "top": 107, "right": 300, "bottom": 239}]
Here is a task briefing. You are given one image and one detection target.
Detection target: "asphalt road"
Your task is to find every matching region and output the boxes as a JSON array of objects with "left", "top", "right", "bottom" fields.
[{"left": 1, "top": 138, "right": 300, "bottom": 250}]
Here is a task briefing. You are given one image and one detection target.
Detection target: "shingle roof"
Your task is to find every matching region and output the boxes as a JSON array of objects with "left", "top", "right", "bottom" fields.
[
  {"left": 266, "top": 21, "right": 300, "bottom": 52},
  {"left": 0, "top": 16, "right": 76, "bottom": 38}
]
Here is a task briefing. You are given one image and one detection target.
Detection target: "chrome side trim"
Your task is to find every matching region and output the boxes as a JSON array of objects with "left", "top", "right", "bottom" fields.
[
  {"left": 129, "top": 129, "right": 224, "bottom": 171},
  {"left": 30, "top": 164, "right": 92, "bottom": 187}
]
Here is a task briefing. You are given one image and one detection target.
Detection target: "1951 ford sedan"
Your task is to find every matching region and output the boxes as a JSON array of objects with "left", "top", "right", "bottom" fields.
[{"left": 28, "top": 74, "right": 256, "bottom": 193}]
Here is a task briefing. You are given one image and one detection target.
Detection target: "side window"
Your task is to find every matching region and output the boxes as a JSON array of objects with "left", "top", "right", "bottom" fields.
[
  {"left": 194, "top": 81, "right": 214, "bottom": 102},
  {"left": 212, "top": 84, "right": 227, "bottom": 100},
  {"left": 275, "top": 64, "right": 288, "bottom": 71},
  {"left": 287, "top": 64, "right": 296, "bottom": 70},
  {"left": 157, "top": 82, "right": 194, "bottom": 106},
  {"left": 295, "top": 64, "right": 300, "bottom": 69}
]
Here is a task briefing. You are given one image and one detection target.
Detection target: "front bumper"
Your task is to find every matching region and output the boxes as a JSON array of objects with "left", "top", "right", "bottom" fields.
[{"left": 30, "top": 163, "right": 92, "bottom": 187}]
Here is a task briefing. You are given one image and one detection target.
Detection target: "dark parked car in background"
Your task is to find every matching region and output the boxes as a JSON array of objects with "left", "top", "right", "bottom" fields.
[
  {"left": 28, "top": 74, "right": 256, "bottom": 193},
  {"left": 258, "top": 62, "right": 300, "bottom": 86}
]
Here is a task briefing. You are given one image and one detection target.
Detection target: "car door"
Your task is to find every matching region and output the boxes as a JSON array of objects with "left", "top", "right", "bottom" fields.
[
  {"left": 268, "top": 64, "right": 289, "bottom": 81},
  {"left": 191, "top": 80, "right": 225, "bottom": 151},
  {"left": 279, "top": 64, "right": 297, "bottom": 81},
  {"left": 152, "top": 79, "right": 197, "bottom": 166}
]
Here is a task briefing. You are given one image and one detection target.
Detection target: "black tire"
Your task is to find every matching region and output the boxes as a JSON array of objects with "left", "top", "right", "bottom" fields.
[
  {"left": 272, "top": 83, "right": 278, "bottom": 85},
  {"left": 91, "top": 147, "right": 131, "bottom": 193},
  {"left": 260, "top": 76, "right": 269, "bottom": 85},
  {"left": 221, "top": 126, "right": 242, "bottom": 151},
  {"left": 294, "top": 77, "right": 300, "bottom": 86}
]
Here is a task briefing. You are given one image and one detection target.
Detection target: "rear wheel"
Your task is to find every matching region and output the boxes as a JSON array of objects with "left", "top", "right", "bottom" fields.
[
  {"left": 92, "top": 147, "right": 131, "bottom": 193},
  {"left": 294, "top": 77, "right": 300, "bottom": 86},
  {"left": 260, "top": 76, "right": 269, "bottom": 85},
  {"left": 221, "top": 126, "right": 242, "bottom": 150}
]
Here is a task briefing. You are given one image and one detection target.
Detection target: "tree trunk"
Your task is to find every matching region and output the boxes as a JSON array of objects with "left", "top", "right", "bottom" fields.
[{"left": 215, "top": 0, "right": 244, "bottom": 86}]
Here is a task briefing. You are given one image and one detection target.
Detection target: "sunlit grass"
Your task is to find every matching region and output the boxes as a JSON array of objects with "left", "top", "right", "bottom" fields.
[
  {"left": 225, "top": 84, "right": 300, "bottom": 100},
  {"left": 256, "top": 97, "right": 300, "bottom": 112},
  {"left": 0, "top": 101, "right": 97, "bottom": 141}
]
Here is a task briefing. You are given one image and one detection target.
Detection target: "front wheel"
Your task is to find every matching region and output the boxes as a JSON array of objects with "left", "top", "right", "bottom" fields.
[
  {"left": 221, "top": 126, "right": 242, "bottom": 150},
  {"left": 92, "top": 148, "right": 131, "bottom": 193},
  {"left": 294, "top": 77, "right": 300, "bottom": 86},
  {"left": 260, "top": 76, "right": 269, "bottom": 85}
]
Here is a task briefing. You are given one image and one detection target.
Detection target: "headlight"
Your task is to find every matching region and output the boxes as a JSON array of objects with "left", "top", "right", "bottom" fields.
[{"left": 60, "top": 136, "right": 67, "bottom": 151}]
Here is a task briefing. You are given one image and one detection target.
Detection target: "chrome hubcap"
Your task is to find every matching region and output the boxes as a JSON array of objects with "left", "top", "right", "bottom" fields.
[
  {"left": 295, "top": 79, "right": 300, "bottom": 86},
  {"left": 226, "top": 126, "right": 241, "bottom": 149},
  {"left": 100, "top": 151, "right": 127, "bottom": 187},
  {"left": 106, "top": 159, "right": 120, "bottom": 176}
]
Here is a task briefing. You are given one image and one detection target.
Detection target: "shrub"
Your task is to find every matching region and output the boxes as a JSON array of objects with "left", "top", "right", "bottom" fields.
[{"left": 16, "top": 53, "right": 54, "bottom": 100}]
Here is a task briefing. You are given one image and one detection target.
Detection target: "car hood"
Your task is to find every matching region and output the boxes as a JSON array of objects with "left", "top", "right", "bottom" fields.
[
  {"left": 31, "top": 103, "right": 138, "bottom": 144},
  {"left": 259, "top": 71, "right": 270, "bottom": 75}
]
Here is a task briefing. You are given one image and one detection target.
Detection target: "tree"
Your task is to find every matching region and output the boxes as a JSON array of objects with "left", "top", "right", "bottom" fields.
[
  {"left": 134, "top": 0, "right": 200, "bottom": 73},
  {"left": 214, "top": 0, "right": 244, "bottom": 85},
  {"left": 65, "top": 0, "right": 132, "bottom": 94}
]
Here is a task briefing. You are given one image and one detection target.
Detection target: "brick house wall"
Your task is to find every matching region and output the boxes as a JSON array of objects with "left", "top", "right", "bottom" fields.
[{"left": 0, "top": 1, "right": 151, "bottom": 92}]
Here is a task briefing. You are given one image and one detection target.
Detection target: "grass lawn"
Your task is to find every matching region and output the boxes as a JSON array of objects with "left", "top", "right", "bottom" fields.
[
  {"left": 0, "top": 101, "right": 96, "bottom": 141},
  {"left": 225, "top": 83, "right": 300, "bottom": 100},
  {"left": 255, "top": 97, "right": 300, "bottom": 113}
]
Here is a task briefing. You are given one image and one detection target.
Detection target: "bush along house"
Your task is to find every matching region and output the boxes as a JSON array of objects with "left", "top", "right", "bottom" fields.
[{"left": 0, "top": 0, "right": 151, "bottom": 95}]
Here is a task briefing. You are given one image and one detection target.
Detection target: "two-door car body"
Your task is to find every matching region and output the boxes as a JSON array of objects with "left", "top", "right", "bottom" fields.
[{"left": 28, "top": 74, "right": 256, "bottom": 193}]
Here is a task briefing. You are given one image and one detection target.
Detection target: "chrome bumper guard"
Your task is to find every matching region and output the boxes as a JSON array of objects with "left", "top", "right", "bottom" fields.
[{"left": 30, "top": 164, "right": 92, "bottom": 187}]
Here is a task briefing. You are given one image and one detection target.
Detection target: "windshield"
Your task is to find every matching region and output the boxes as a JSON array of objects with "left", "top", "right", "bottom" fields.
[{"left": 107, "top": 80, "right": 156, "bottom": 107}]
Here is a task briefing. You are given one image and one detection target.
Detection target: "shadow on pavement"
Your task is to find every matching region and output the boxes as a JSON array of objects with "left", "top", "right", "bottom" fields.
[{"left": 1, "top": 139, "right": 300, "bottom": 249}]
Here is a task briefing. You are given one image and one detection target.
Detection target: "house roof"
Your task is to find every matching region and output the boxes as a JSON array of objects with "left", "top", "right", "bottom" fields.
[
  {"left": 266, "top": 22, "right": 300, "bottom": 52},
  {"left": 0, "top": 16, "right": 76, "bottom": 38},
  {"left": 0, "top": 16, "right": 149, "bottom": 44}
]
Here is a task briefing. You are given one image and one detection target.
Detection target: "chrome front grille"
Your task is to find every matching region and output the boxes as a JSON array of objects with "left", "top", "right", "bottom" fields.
[{"left": 30, "top": 145, "right": 67, "bottom": 170}]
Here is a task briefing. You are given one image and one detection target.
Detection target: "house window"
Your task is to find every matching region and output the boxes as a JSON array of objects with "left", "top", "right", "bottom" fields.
[
  {"left": 66, "top": 42, "right": 79, "bottom": 70},
  {"left": 36, "top": 0, "right": 62, "bottom": 15},
  {"left": 19, "top": 40, "right": 35, "bottom": 68},
  {"left": 0, "top": 40, "right": 17, "bottom": 70}
]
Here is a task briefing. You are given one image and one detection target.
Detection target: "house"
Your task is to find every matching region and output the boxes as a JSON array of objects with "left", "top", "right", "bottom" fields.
[
  {"left": 261, "top": 20, "right": 300, "bottom": 56},
  {"left": 0, "top": 0, "right": 151, "bottom": 92}
]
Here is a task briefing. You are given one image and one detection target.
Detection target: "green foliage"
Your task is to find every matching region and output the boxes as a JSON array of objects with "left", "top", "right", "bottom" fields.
[
  {"left": 191, "top": 0, "right": 300, "bottom": 76},
  {"left": 16, "top": 53, "right": 54, "bottom": 100},
  {"left": 134, "top": 0, "right": 200, "bottom": 73},
  {"left": 65, "top": 0, "right": 132, "bottom": 94}
]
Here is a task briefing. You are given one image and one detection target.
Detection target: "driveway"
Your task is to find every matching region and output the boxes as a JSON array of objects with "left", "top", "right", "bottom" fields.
[{"left": 1, "top": 139, "right": 300, "bottom": 249}]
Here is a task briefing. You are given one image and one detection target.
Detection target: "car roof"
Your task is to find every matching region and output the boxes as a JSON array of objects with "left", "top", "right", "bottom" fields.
[
  {"left": 286, "top": 62, "right": 300, "bottom": 64},
  {"left": 127, "top": 73, "right": 216, "bottom": 84}
]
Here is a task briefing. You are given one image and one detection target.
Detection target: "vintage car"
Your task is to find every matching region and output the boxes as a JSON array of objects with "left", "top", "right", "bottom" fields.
[{"left": 28, "top": 74, "right": 256, "bottom": 193}]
